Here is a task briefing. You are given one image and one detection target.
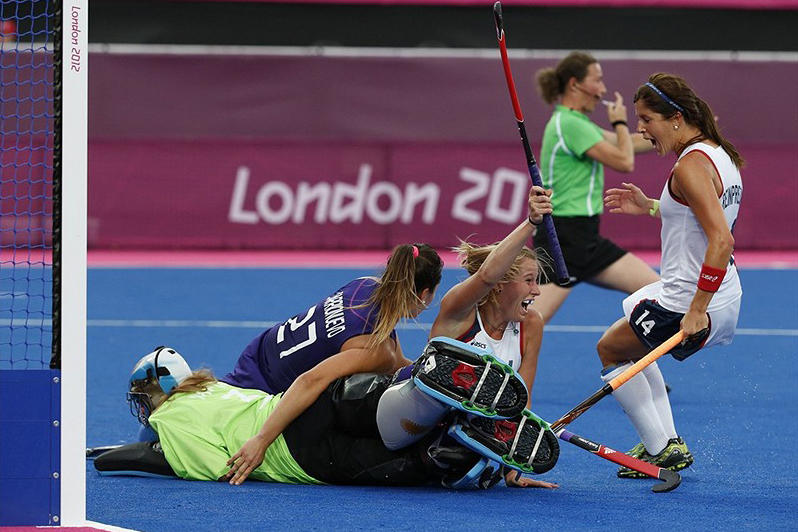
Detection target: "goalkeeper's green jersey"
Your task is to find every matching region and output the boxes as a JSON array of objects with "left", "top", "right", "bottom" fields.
[
  {"left": 148, "top": 381, "right": 321, "bottom": 484},
  {"left": 539, "top": 105, "right": 605, "bottom": 217}
]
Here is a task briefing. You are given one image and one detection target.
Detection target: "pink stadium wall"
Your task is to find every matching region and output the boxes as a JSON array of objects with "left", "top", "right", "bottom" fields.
[
  {"left": 177, "top": 0, "right": 797, "bottom": 8},
  {"left": 88, "top": 53, "right": 798, "bottom": 250}
]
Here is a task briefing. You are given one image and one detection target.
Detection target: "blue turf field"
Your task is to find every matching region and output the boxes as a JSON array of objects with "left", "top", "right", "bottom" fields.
[{"left": 86, "top": 266, "right": 798, "bottom": 531}]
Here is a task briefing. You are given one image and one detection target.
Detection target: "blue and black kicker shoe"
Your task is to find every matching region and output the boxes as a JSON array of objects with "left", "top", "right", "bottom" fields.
[
  {"left": 447, "top": 409, "right": 559, "bottom": 475},
  {"left": 412, "top": 337, "right": 528, "bottom": 419}
]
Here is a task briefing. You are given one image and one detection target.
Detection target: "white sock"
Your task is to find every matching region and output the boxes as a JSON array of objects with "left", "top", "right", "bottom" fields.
[
  {"left": 642, "top": 362, "right": 678, "bottom": 440},
  {"left": 601, "top": 363, "right": 669, "bottom": 455},
  {"left": 376, "top": 380, "right": 449, "bottom": 450}
]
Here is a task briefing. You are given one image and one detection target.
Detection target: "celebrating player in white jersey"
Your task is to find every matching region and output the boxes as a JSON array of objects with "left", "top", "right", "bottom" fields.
[
  {"left": 376, "top": 186, "right": 559, "bottom": 489},
  {"left": 599, "top": 72, "right": 743, "bottom": 478}
]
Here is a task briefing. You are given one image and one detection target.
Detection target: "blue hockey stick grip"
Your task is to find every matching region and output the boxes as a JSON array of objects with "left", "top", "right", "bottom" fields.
[{"left": 527, "top": 163, "right": 569, "bottom": 284}]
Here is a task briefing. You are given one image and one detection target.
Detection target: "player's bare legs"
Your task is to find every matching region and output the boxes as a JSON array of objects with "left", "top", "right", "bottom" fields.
[
  {"left": 534, "top": 253, "right": 656, "bottom": 324},
  {"left": 589, "top": 253, "right": 658, "bottom": 293},
  {"left": 596, "top": 318, "right": 649, "bottom": 366}
]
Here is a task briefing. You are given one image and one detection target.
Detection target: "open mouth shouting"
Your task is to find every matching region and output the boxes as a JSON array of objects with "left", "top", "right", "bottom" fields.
[
  {"left": 521, "top": 298, "right": 533, "bottom": 314},
  {"left": 644, "top": 134, "right": 663, "bottom": 154}
]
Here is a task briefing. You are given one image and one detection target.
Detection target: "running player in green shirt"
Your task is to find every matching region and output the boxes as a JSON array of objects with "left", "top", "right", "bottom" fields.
[{"left": 532, "top": 51, "right": 659, "bottom": 322}]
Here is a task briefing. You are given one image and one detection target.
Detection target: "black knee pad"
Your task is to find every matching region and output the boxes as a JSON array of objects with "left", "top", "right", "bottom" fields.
[{"left": 329, "top": 373, "right": 393, "bottom": 436}]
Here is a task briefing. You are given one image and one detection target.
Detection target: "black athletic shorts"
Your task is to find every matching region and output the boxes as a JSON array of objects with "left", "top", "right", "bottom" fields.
[
  {"left": 282, "top": 375, "right": 431, "bottom": 486},
  {"left": 534, "top": 215, "right": 627, "bottom": 285},
  {"left": 629, "top": 298, "right": 711, "bottom": 361}
]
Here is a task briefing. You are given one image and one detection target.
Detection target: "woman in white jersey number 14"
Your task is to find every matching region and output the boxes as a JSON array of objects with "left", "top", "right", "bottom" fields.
[{"left": 598, "top": 72, "right": 743, "bottom": 479}]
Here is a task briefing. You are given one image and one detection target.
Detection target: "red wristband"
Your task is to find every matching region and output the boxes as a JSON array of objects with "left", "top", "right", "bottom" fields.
[{"left": 697, "top": 264, "right": 726, "bottom": 292}]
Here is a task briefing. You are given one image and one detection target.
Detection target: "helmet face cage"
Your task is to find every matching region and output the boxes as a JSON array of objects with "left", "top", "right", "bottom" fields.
[
  {"left": 127, "top": 389, "right": 154, "bottom": 427},
  {"left": 127, "top": 346, "right": 191, "bottom": 427}
]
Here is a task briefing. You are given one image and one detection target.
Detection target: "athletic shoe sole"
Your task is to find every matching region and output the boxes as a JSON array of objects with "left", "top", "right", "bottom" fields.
[
  {"left": 448, "top": 410, "right": 559, "bottom": 475},
  {"left": 413, "top": 337, "right": 528, "bottom": 419}
]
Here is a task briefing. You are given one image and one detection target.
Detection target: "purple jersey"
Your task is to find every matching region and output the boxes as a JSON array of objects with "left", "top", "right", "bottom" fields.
[{"left": 221, "top": 278, "right": 395, "bottom": 393}]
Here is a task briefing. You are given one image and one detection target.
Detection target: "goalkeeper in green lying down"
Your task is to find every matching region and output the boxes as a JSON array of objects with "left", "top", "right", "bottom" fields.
[{"left": 95, "top": 340, "right": 559, "bottom": 489}]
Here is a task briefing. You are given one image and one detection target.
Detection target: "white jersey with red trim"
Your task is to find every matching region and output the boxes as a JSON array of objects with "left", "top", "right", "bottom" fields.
[
  {"left": 658, "top": 142, "right": 743, "bottom": 313},
  {"left": 460, "top": 310, "right": 523, "bottom": 371}
]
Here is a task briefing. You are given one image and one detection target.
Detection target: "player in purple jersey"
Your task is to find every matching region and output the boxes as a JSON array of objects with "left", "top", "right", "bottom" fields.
[
  {"left": 223, "top": 277, "right": 392, "bottom": 392},
  {"left": 223, "top": 243, "right": 443, "bottom": 485}
]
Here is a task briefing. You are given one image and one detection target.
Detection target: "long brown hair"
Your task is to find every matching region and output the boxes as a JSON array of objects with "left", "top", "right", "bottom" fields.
[
  {"left": 167, "top": 369, "right": 216, "bottom": 397},
  {"left": 363, "top": 243, "right": 443, "bottom": 350},
  {"left": 455, "top": 240, "right": 538, "bottom": 307},
  {"left": 536, "top": 51, "right": 597, "bottom": 105},
  {"left": 634, "top": 73, "right": 744, "bottom": 168},
  {"left": 132, "top": 369, "right": 217, "bottom": 413}
]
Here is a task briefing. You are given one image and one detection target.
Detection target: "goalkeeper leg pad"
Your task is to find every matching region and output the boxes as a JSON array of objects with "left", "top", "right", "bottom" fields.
[{"left": 94, "top": 441, "right": 178, "bottom": 479}]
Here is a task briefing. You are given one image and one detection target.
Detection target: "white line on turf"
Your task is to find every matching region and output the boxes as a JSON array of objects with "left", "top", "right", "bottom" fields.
[{"left": 84, "top": 319, "right": 798, "bottom": 337}]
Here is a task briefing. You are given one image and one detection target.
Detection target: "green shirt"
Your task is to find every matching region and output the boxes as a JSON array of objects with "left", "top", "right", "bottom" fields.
[
  {"left": 149, "top": 381, "right": 322, "bottom": 485},
  {"left": 539, "top": 105, "right": 605, "bottom": 216}
]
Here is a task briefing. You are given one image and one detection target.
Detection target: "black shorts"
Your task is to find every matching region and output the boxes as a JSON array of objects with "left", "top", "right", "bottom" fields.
[
  {"left": 629, "top": 299, "right": 711, "bottom": 361},
  {"left": 534, "top": 215, "right": 626, "bottom": 286},
  {"left": 282, "top": 375, "right": 431, "bottom": 486}
]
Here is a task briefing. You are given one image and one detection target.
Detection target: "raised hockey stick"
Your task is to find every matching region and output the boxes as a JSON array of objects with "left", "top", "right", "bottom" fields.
[{"left": 493, "top": 2, "right": 570, "bottom": 285}]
